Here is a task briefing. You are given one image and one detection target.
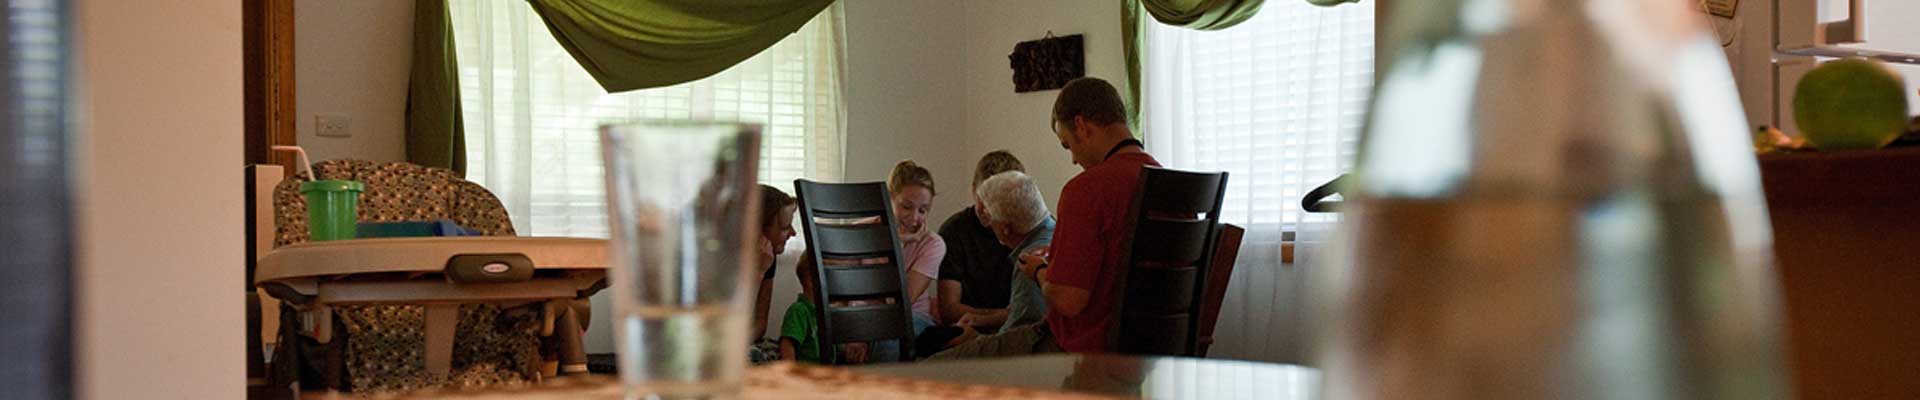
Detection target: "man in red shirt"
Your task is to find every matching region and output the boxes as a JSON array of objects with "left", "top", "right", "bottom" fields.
[
  {"left": 929, "top": 77, "right": 1157, "bottom": 358},
  {"left": 1036, "top": 77, "right": 1158, "bottom": 353}
]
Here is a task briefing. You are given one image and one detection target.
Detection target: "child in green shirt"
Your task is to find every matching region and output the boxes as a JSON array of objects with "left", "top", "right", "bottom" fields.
[
  {"left": 779, "top": 253, "right": 870, "bottom": 363},
  {"left": 779, "top": 254, "right": 824, "bottom": 362}
]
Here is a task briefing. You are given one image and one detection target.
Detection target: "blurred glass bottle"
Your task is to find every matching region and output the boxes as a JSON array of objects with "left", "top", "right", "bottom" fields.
[{"left": 1311, "top": 0, "right": 1787, "bottom": 399}]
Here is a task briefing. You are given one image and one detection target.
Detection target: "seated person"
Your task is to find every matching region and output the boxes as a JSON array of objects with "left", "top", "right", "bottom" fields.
[
  {"left": 887, "top": 160, "right": 947, "bottom": 334},
  {"left": 936, "top": 151, "right": 1029, "bottom": 327},
  {"left": 751, "top": 185, "right": 798, "bottom": 363},
  {"left": 974, "top": 171, "right": 1055, "bottom": 332},
  {"left": 778, "top": 253, "right": 869, "bottom": 364},
  {"left": 925, "top": 171, "right": 1055, "bottom": 356}
]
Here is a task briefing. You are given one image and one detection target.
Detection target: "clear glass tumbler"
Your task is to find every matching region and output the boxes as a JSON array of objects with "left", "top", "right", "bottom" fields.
[
  {"left": 1312, "top": 1, "right": 1787, "bottom": 399},
  {"left": 600, "top": 122, "right": 762, "bottom": 399}
]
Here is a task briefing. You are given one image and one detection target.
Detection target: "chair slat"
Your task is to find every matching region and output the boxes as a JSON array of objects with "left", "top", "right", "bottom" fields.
[
  {"left": 1123, "top": 265, "right": 1198, "bottom": 315},
  {"left": 827, "top": 304, "right": 913, "bottom": 343},
  {"left": 1118, "top": 313, "right": 1192, "bottom": 356},
  {"left": 1138, "top": 167, "right": 1228, "bottom": 214},
  {"left": 1129, "top": 219, "right": 1212, "bottom": 264},
  {"left": 795, "top": 180, "right": 891, "bottom": 214},
  {"left": 813, "top": 224, "right": 896, "bottom": 256},
  {"left": 822, "top": 265, "right": 902, "bottom": 298}
]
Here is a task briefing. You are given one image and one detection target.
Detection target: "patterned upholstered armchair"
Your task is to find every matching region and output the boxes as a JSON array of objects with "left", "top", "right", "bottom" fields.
[{"left": 263, "top": 160, "right": 601, "bottom": 393}]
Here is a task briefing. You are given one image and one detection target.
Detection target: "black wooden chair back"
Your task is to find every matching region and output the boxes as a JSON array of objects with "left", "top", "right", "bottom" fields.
[
  {"left": 1111, "top": 166, "right": 1228, "bottom": 356},
  {"left": 792, "top": 179, "right": 915, "bottom": 363}
]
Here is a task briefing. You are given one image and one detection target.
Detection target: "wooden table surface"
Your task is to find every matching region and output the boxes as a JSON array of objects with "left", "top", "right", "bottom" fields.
[{"left": 307, "top": 354, "right": 1318, "bottom": 399}]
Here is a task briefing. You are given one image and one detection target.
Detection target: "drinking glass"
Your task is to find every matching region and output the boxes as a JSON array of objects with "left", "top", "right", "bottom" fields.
[
  {"left": 601, "top": 122, "right": 762, "bottom": 399},
  {"left": 1312, "top": 1, "right": 1787, "bottom": 399}
]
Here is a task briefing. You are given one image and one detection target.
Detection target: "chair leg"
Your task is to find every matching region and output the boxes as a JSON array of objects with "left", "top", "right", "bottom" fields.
[
  {"left": 555, "top": 304, "right": 588, "bottom": 375},
  {"left": 423, "top": 304, "right": 460, "bottom": 376}
]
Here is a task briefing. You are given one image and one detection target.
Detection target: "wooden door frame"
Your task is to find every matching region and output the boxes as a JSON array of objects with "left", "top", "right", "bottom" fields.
[
  {"left": 244, "top": 0, "right": 297, "bottom": 171},
  {"left": 242, "top": 2, "right": 296, "bottom": 387}
]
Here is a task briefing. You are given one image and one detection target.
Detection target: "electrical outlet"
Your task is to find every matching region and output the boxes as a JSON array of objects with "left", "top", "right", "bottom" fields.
[{"left": 316, "top": 114, "right": 352, "bottom": 138}]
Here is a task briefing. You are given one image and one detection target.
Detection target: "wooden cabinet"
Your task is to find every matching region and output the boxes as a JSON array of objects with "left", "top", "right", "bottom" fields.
[{"left": 1760, "top": 147, "right": 1920, "bottom": 400}]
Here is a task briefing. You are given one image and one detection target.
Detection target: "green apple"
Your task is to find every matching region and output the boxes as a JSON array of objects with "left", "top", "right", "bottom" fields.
[{"left": 1793, "top": 58, "right": 1909, "bottom": 150}]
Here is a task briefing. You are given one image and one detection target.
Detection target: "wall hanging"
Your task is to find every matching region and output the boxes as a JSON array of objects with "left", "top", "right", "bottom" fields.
[{"left": 1009, "top": 32, "right": 1084, "bottom": 93}]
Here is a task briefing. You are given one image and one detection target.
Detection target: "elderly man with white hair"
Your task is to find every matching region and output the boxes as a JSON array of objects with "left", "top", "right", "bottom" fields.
[{"left": 929, "top": 171, "right": 1059, "bottom": 359}]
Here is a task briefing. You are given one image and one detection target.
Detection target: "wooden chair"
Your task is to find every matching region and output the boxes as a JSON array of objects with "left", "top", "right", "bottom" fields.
[
  {"left": 792, "top": 180, "right": 916, "bottom": 364},
  {"left": 1196, "top": 223, "right": 1244, "bottom": 357},
  {"left": 1110, "top": 166, "right": 1229, "bottom": 356}
]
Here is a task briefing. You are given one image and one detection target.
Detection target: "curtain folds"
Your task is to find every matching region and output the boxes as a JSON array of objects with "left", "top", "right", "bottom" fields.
[
  {"left": 525, "top": 0, "right": 834, "bottom": 93},
  {"left": 1123, "top": 0, "right": 1265, "bottom": 129},
  {"left": 407, "top": 0, "right": 467, "bottom": 175}
]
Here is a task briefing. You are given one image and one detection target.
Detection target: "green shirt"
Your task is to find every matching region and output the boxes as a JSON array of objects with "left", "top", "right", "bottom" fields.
[{"left": 779, "top": 294, "right": 821, "bottom": 363}]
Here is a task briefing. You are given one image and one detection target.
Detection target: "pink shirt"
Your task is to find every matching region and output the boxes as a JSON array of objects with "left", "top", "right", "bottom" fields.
[{"left": 902, "top": 232, "right": 947, "bottom": 321}]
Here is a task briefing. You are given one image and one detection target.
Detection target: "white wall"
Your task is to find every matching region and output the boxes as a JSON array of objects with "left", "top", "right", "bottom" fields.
[
  {"left": 958, "top": 0, "right": 1128, "bottom": 210},
  {"left": 75, "top": 0, "right": 244, "bottom": 398},
  {"left": 294, "top": 0, "right": 414, "bottom": 163},
  {"left": 842, "top": 1, "right": 974, "bottom": 213},
  {"left": 1871, "top": 0, "right": 1920, "bottom": 115}
]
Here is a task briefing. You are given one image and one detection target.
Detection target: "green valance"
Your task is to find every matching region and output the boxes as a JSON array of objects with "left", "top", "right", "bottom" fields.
[
  {"left": 1139, "top": 0, "right": 1268, "bottom": 30},
  {"left": 526, "top": 0, "right": 835, "bottom": 93}
]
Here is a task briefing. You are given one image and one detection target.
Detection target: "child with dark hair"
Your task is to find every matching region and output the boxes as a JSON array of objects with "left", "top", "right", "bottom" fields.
[{"left": 749, "top": 184, "right": 797, "bottom": 364}]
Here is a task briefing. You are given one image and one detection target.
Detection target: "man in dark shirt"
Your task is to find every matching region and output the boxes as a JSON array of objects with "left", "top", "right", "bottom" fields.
[{"left": 934, "top": 150, "right": 1027, "bottom": 325}]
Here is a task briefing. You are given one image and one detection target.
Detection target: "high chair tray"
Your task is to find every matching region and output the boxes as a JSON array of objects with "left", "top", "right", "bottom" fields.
[{"left": 255, "top": 237, "right": 607, "bottom": 305}]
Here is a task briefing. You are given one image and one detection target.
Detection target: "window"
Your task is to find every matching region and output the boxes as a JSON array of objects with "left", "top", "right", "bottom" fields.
[
  {"left": 452, "top": 2, "right": 844, "bottom": 237},
  {"left": 1140, "top": 1, "right": 1373, "bottom": 239},
  {"left": 1139, "top": 1, "right": 1374, "bottom": 364}
]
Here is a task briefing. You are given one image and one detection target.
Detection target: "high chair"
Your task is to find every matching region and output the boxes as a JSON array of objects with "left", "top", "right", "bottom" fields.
[{"left": 254, "top": 159, "right": 606, "bottom": 393}]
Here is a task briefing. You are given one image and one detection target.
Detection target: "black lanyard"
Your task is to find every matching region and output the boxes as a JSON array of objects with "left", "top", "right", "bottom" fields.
[{"left": 1104, "top": 138, "right": 1144, "bottom": 162}]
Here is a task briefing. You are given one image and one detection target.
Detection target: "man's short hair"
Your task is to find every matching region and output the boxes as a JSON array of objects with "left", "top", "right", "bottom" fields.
[
  {"left": 972, "top": 150, "right": 1026, "bottom": 188},
  {"left": 976, "top": 171, "right": 1048, "bottom": 233},
  {"left": 1051, "top": 77, "right": 1127, "bottom": 127}
]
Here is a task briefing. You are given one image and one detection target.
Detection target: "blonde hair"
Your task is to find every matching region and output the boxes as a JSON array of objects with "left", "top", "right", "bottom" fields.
[{"left": 888, "top": 160, "right": 937, "bottom": 197}]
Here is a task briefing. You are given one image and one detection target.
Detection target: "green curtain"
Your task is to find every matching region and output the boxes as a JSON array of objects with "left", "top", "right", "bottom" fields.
[
  {"left": 407, "top": 0, "right": 466, "bottom": 175},
  {"left": 526, "top": 0, "right": 834, "bottom": 93},
  {"left": 1122, "top": 0, "right": 1359, "bottom": 128}
]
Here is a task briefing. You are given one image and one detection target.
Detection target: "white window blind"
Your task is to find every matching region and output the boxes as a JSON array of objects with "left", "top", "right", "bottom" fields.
[
  {"left": 452, "top": 1, "right": 845, "bottom": 238},
  {"left": 1141, "top": 0, "right": 1372, "bottom": 236}
]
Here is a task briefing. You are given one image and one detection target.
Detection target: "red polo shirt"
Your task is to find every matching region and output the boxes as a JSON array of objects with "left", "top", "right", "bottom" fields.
[{"left": 1045, "top": 151, "right": 1159, "bottom": 352}]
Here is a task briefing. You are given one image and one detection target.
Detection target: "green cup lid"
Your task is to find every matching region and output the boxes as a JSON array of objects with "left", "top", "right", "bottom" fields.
[{"left": 301, "top": 179, "right": 365, "bottom": 193}]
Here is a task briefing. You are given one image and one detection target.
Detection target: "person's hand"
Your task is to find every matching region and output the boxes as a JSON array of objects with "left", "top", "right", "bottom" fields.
[
  {"left": 1017, "top": 248, "right": 1049, "bottom": 278},
  {"left": 841, "top": 342, "right": 869, "bottom": 364},
  {"left": 946, "top": 325, "right": 981, "bottom": 347},
  {"left": 956, "top": 313, "right": 983, "bottom": 327}
]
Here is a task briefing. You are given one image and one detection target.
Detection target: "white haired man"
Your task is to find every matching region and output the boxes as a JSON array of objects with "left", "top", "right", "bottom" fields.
[{"left": 930, "top": 171, "right": 1059, "bottom": 358}]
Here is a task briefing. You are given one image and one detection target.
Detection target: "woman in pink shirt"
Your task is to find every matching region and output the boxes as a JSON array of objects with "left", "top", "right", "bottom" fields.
[{"left": 888, "top": 160, "right": 947, "bottom": 335}]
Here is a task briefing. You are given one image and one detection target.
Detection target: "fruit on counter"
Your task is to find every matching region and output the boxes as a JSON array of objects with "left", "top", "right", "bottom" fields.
[{"left": 1793, "top": 58, "right": 1909, "bottom": 150}]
